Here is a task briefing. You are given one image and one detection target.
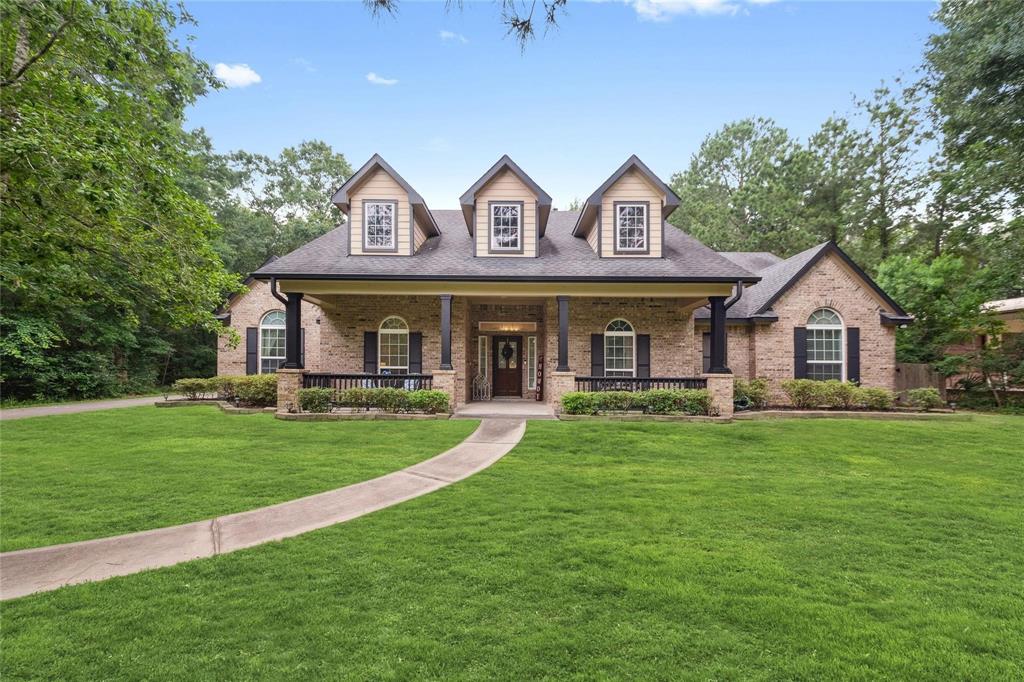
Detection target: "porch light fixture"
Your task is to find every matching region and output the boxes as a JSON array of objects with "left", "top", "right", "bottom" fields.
[{"left": 478, "top": 321, "right": 537, "bottom": 333}]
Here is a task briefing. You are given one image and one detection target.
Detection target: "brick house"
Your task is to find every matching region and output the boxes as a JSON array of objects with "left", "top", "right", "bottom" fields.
[{"left": 217, "top": 154, "right": 911, "bottom": 414}]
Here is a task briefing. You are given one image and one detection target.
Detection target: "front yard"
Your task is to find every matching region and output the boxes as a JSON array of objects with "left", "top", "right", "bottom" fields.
[
  {"left": 0, "top": 406, "right": 478, "bottom": 551},
  {"left": 2, "top": 413, "right": 1021, "bottom": 679}
]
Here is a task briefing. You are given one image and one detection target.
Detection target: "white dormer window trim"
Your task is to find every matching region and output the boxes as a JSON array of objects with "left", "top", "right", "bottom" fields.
[
  {"left": 363, "top": 200, "right": 398, "bottom": 252},
  {"left": 614, "top": 202, "right": 649, "bottom": 254},
  {"left": 489, "top": 202, "right": 523, "bottom": 253}
]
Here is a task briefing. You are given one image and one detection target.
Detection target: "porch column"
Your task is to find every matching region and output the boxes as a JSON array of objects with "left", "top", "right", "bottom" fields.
[
  {"left": 556, "top": 295, "right": 570, "bottom": 372},
  {"left": 283, "top": 292, "right": 304, "bottom": 369},
  {"left": 708, "top": 295, "right": 730, "bottom": 374},
  {"left": 439, "top": 294, "right": 453, "bottom": 370}
]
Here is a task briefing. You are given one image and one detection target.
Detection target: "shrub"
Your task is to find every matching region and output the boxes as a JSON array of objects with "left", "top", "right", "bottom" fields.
[
  {"left": 337, "top": 387, "right": 373, "bottom": 409},
  {"left": 596, "top": 391, "right": 637, "bottom": 412},
  {"left": 857, "top": 387, "right": 895, "bottom": 411},
  {"left": 780, "top": 379, "right": 826, "bottom": 409},
  {"left": 821, "top": 380, "right": 860, "bottom": 409},
  {"left": 213, "top": 376, "right": 238, "bottom": 401},
  {"left": 907, "top": 387, "right": 944, "bottom": 411},
  {"left": 734, "top": 378, "right": 769, "bottom": 409},
  {"left": 373, "top": 387, "right": 408, "bottom": 413},
  {"left": 406, "top": 390, "right": 450, "bottom": 414},
  {"left": 562, "top": 389, "right": 712, "bottom": 416},
  {"left": 297, "top": 387, "right": 334, "bottom": 413},
  {"left": 172, "top": 377, "right": 216, "bottom": 400},
  {"left": 234, "top": 374, "right": 278, "bottom": 407},
  {"left": 561, "top": 392, "right": 600, "bottom": 415}
]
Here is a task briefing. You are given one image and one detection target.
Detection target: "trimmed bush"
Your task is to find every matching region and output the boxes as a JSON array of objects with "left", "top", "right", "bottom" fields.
[
  {"left": 561, "top": 389, "right": 712, "bottom": 416},
  {"left": 172, "top": 377, "right": 216, "bottom": 400},
  {"left": 334, "top": 387, "right": 449, "bottom": 413},
  {"left": 907, "top": 387, "right": 944, "bottom": 411},
  {"left": 561, "top": 392, "right": 600, "bottom": 415},
  {"left": 406, "top": 390, "right": 450, "bottom": 414},
  {"left": 234, "top": 375, "right": 278, "bottom": 407},
  {"left": 734, "top": 378, "right": 769, "bottom": 409},
  {"left": 857, "top": 387, "right": 895, "bottom": 411},
  {"left": 213, "top": 376, "right": 238, "bottom": 401},
  {"left": 297, "top": 387, "right": 333, "bottom": 413},
  {"left": 780, "top": 379, "right": 826, "bottom": 409},
  {"left": 821, "top": 380, "right": 860, "bottom": 409}
]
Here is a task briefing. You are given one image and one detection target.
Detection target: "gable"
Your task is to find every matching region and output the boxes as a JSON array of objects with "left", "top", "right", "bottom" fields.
[
  {"left": 474, "top": 168, "right": 539, "bottom": 257},
  {"left": 773, "top": 251, "right": 899, "bottom": 318},
  {"left": 599, "top": 168, "right": 665, "bottom": 258}
]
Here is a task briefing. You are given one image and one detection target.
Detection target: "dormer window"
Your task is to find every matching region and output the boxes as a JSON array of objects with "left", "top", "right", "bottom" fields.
[
  {"left": 615, "top": 202, "right": 648, "bottom": 253},
  {"left": 490, "top": 202, "right": 523, "bottom": 253},
  {"left": 364, "top": 200, "right": 397, "bottom": 251}
]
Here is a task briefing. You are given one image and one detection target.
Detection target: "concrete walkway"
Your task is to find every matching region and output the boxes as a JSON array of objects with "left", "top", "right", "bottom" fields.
[
  {"left": 0, "top": 418, "right": 525, "bottom": 600},
  {"left": 454, "top": 400, "right": 556, "bottom": 420},
  {"left": 0, "top": 396, "right": 166, "bottom": 421}
]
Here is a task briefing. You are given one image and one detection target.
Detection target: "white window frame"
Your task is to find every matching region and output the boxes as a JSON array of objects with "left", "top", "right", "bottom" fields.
[
  {"left": 378, "top": 316, "right": 409, "bottom": 373},
  {"left": 478, "top": 335, "right": 488, "bottom": 378},
  {"left": 527, "top": 336, "right": 538, "bottom": 390},
  {"left": 259, "top": 310, "right": 287, "bottom": 374},
  {"left": 615, "top": 203, "right": 648, "bottom": 253},
  {"left": 604, "top": 318, "right": 636, "bottom": 378},
  {"left": 364, "top": 201, "right": 397, "bottom": 251},
  {"left": 489, "top": 203, "right": 522, "bottom": 252},
  {"left": 806, "top": 308, "right": 845, "bottom": 382}
]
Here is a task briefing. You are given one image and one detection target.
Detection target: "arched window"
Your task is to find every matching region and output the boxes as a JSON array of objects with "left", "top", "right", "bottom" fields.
[
  {"left": 605, "top": 319, "right": 636, "bottom": 377},
  {"left": 259, "top": 310, "right": 287, "bottom": 374},
  {"left": 378, "top": 316, "right": 409, "bottom": 374},
  {"left": 807, "top": 308, "right": 843, "bottom": 381}
]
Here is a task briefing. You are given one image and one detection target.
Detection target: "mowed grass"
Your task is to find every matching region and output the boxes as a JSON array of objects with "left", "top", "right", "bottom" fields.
[
  {"left": 0, "top": 406, "right": 478, "bottom": 551},
  {"left": 3, "top": 416, "right": 1023, "bottom": 680}
]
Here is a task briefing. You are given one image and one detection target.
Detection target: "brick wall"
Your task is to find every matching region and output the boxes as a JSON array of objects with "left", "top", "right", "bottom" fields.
[{"left": 217, "top": 280, "right": 322, "bottom": 375}]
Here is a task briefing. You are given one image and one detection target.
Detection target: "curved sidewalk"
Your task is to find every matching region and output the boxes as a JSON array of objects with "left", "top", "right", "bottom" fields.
[
  {"left": 0, "top": 418, "right": 525, "bottom": 601},
  {"left": 0, "top": 396, "right": 164, "bottom": 421}
]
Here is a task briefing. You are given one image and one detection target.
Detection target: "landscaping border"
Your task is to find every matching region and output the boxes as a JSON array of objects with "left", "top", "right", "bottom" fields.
[
  {"left": 558, "top": 414, "right": 730, "bottom": 423},
  {"left": 154, "top": 400, "right": 274, "bottom": 414},
  {"left": 276, "top": 412, "right": 452, "bottom": 422},
  {"left": 733, "top": 409, "right": 972, "bottom": 421}
]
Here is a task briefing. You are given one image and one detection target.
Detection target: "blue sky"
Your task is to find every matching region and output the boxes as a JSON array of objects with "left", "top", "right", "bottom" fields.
[{"left": 182, "top": 1, "right": 938, "bottom": 208}]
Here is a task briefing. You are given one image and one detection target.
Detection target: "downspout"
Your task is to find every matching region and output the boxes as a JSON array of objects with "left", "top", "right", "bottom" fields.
[
  {"left": 269, "top": 277, "right": 288, "bottom": 306},
  {"left": 724, "top": 280, "right": 744, "bottom": 311}
]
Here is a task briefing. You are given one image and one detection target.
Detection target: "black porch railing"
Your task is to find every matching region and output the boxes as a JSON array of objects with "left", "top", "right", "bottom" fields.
[
  {"left": 303, "top": 373, "right": 434, "bottom": 391},
  {"left": 574, "top": 376, "right": 707, "bottom": 392}
]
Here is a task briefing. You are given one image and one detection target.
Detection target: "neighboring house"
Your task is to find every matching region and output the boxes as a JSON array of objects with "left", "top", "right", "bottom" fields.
[
  {"left": 943, "top": 296, "right": 1024, "bottom": 392},
  {"left": 218, "top": 153, "right": 909, "bottom": 413}
]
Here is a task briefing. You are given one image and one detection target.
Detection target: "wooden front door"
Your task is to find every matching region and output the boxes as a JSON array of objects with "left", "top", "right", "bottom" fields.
[{"left": 492, "top": 335, "right": 523, "bottom": 397}]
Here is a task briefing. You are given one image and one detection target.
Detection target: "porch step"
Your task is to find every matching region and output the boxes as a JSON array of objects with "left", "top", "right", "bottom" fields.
[{"left": 453, "top": 401, "right": 556, "bottom": 420}]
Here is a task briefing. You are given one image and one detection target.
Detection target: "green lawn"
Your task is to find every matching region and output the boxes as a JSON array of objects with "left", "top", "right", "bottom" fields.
[
  {"left": 0, "top": 406, "right": 478, "bottom": 551},
  {"left": 3, "top": 416, "right": 1022, "bottom": 680}
]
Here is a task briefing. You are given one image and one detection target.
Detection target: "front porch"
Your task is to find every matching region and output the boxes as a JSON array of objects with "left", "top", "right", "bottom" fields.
[{"left": 269, "top": 281, "right": 739, "bottom": 416}]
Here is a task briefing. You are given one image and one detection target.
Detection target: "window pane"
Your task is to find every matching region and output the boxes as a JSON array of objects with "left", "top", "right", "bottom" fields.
[
  {"left": 491, "top": 204, "right": 521, "bottom": 250},
  {"left": 616, "top": 204, "right": 647, "bottom": 250},
  {"left": 379, "top": 330, "right": 408, "bottom": 370},
  {"left": 365, "top": 202, "right": 395, "bottom": 248},
  {"left": 527, "top": 336, "right": 537, "bottom": 389}
]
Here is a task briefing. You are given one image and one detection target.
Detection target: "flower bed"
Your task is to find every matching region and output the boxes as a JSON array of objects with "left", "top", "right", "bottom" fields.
[
  {"left": 296, "top": 387, "right": 450, "bottom": 415},
  {"left": 560, "top": 389, "right": 713, "bottom": 416},
  {"left": 170, "top": 376, "right": 277, "bottom": 407}
]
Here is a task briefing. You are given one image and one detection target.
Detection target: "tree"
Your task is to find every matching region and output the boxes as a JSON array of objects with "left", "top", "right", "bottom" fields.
[
  {"left": 925, "top": 0, "right": 1024, "bottom": 213},
  {"left": 0, "top": 0, "right": 239, "bottom": 399},
  {"left": 669, "top": 118, "right": 816, "bottom": 255},
  {"left": 850, "top": 83, "right": 925, "bottom": 266},
  {"left": 803, "top": 116, "right": 867, "bottom": 248}
]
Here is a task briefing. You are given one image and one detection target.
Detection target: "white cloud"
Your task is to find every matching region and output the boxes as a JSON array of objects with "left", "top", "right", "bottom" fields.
[
  {"left": 366, "top": 72, "right": 399, "bottom": 86},
  {"left": 629, "top": 0, "right": 774, "bottom": 22},
  {"left": 213, "top": 63, "right": 262, "bottom": 88},
  {"left": 439, "top": 30, "right": 469, "bottom": 44}
]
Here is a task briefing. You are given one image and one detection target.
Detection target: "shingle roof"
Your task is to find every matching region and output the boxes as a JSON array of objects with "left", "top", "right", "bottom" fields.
[
  {"left": 696, "top": 241, "right": 908, "bottom": 320},
  {"left": 718, "top": 251, "right": 783, "bottom": 273},
  {"left": 254, "top": 210, "right": 759, "bottom": 283}
]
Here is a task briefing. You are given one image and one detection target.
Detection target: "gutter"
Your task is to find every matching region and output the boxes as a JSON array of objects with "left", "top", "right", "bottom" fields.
[{"left": 252, "top": 273, "right": 762, "bottom": 285}]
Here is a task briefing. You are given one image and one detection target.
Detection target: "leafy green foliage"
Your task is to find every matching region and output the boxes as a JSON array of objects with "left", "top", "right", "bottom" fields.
[
  {"left": 819, "top": 380, "right": 860, "bottom": 410},
  {"left": 405, "top": 390, "right": 451, "bottom": 414},
  {"left": 232, "top": 375, "right": 278, "bottom": 407},
  {"left": 297, "top": 387, "right": 333, "bottom": 413},
  {"left": 781, "top": 379, "right": 896, "bottom": 410},
  {"left": 907, "top": 387, "right": 944, "bottom": 411},
  {"left": 858, "top": 387, "right": 896, "bottom": 411},
  {"left": 333, "top": 387, "right": 450, "bottom": 413},
  {"left": 172, "top": 378, "right": 218, "bottom": 401},
  {"left": 733, "top": 378, "right": 769, "bottom": 409},
  {"left": 0, "top": 0, "right": 240, "bottom": 400},
  {"left": 561, "top": 389, "right": 712, "bottom": 416},
  {"left": 780, "top": 379, "right": 827, "bottom": 409}
]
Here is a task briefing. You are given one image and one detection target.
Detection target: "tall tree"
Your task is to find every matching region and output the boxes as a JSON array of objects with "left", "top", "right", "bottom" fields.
[
  {"left": 850, "top": 83, "right": 925, "bottom": 266},
  {"left": 669, "top": 118, "right": 815, "bottom": 255},
  {"left": 803, "top": 116, "right": 867, "bottom": 248},
  {"left": 0, "top": 0, "right": 238, "bottom": 399},
  {"left": 925, "top": 0, "right": 1024, "bottom": 212}
]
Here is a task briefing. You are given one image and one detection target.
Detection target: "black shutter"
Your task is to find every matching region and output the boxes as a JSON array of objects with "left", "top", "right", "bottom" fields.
[
  {"left": 702, "top": 332, "right": 711, "bottom": 373},
  {"left": 245, "top": 327, "right": 258, "bottom": 375},
  {"left": 363, "top": 332, "right": 378, "bottom": 373},
  {"left": 637, "top": 334, "right": 651, "bottom": 378},
  {"left": 409, "top": 332, "right": 423, "bottom": 374},
  {"left": 794, "top": 327, "right": 808, "bottom": 379},
  {"left": 846, "top": 327, "right": 860, "bottom": 384},
  {"left": 590, "top": 334, "right": 604, "bottom": 377}
]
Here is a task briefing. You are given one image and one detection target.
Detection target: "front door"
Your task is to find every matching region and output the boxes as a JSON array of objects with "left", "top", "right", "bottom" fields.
[{"left": 493, "top": 335, "right": 522, "bottom": 397}]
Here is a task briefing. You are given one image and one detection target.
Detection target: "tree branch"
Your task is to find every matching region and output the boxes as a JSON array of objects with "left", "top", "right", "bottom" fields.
[{"left": 2, "top": 6, "right": 75, "bottom": 88}]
